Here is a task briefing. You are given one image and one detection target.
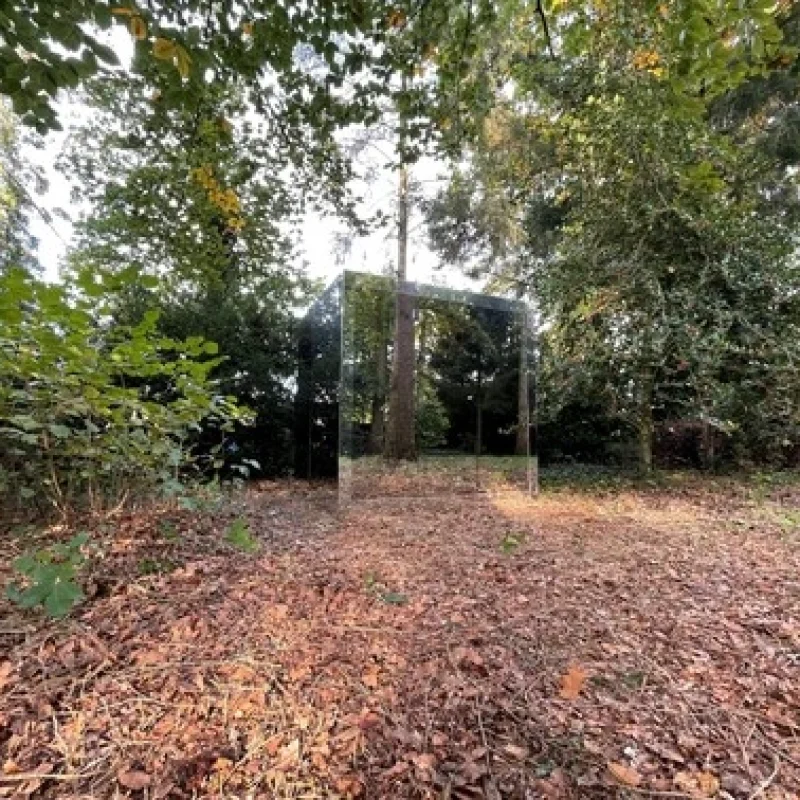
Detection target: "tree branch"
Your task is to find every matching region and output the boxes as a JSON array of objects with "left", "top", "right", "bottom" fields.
[{"left": 536, "top": 0, "right": 555, "bottom": 58}]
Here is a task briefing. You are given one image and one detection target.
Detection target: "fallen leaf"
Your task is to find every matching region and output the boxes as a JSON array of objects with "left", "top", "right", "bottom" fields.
[
  {"left": 461, "top": 758, "right": 488, "bottom": 783},
  {"left": 357, "top": 711, "right": 381, "bottom": 730},
  {"left": 276, "top": 739, "right": 300, "bottom": 771},
  {"left": 381, "top": 761, "right": 410, "bottom": 780},
  {"left": 362, "top": 667, "right": 379, "bottom": 689},
  {"left": 674, "top": 770, "right": 720, "bottom": 797},
  {"left": 413, "top": 752, "right": 437, "bottom": 771},
  {"left": 0, "top": 661, "right": 13, "bottom": 691},
  {"left": 118, "top": 769, "right": 152, "bottom": 790},
  {"left": 559, "top": 664, "right": 588, "bottom": 699},
  {"left": 504, "top": 743, "right": 529, "bottom": 761},
  {"left": 265, "top": 733, "right": 282, "bottom": 756},
  {"left": 607, "top": 761, "right": 642, "bottom": 787},
  {"left": 696, "top": 772, "right": 720, "bottom": 797},
  {"left": 335, "top": 774, "right": 364, "bottom": 796},
  {"left": 453, "top": 646, "right": 485, "bottom": 670}
]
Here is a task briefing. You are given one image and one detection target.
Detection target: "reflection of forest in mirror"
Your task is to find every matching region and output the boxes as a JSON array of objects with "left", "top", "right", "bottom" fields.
[
  {"left": 295, "top": 277, "right": 342, "bottom": 481},
  {"left": 340, "top": 272, "right": 535, "bottom": 499}
]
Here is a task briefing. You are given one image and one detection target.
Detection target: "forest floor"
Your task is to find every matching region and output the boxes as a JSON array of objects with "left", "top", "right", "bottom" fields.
[{"left": 1, "top": 473, "right": 799, "bottom": 799}]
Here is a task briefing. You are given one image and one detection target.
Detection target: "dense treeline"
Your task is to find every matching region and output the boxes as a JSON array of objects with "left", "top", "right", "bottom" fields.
[
  {"left": 426, "top": 1, "right": 800, "bottom": 471},
  {"left": 1, "top": 0, "right": 798, "bottom": 521}
]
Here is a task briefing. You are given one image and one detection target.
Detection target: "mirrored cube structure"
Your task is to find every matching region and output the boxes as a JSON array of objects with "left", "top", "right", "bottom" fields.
[{"left": 295, "top": 271, "right": 536, "bottom": 502}]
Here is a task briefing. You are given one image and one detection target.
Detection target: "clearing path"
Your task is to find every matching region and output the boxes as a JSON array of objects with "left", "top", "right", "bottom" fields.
[{"left": 1, "top": 482, "right": 798, "bottom": 798}]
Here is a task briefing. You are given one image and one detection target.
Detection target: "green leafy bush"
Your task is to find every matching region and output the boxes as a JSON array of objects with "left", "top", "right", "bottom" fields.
[
  {"left": 0, "top": 267, "right": 249, "bottom": 515},
  {"left": 6, "top": 533, "right": 89, "bottom": 617}
]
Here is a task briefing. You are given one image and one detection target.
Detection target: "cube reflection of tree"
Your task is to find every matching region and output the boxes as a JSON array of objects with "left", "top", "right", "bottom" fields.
[{"left": 340, "top": 273, "right": 533, "bottom": 493}]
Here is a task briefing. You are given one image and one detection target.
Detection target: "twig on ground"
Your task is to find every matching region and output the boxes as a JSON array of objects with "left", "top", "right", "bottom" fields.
[
  {"left": 617, "top": 787, "right": 693, "bottom": 799},
  {"left": 747, "top": 755, "right": 780, "bottom": 800},
  {"left": 0, "top": 771, "right": 98, "bottom": 783}
]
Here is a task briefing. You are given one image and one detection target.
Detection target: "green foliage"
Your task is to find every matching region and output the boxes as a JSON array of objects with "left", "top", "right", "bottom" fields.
[
  {"left": 0, "top": 102, "right": 42, "bottom": 275},
  {"left": 0, "top": 0, "right": 390, "bottom": 134},
  {"left": 415, "top": 386, "right": 450, "bottom": 451},
  {"left": 500, "top": 531, "right": 525, "bottom": 555},
  {"left": 156, "top": 519, "right": 180, "bottom": 542},
  {"left": 428, "top": 0, "right": 800, "bottom": 472},
  {"left": 61, "top": 75, "right": 324, "bottom": 479},
  {"left": 6, "top": 532, "right": 89, "bottom": 617},
  {"left": 224, "top": 518, "right": 259, "bottom": 553},
  {"left": 0, "top": 266, "right": 247, "bottom": 515},
  {"left": 363, "top": 570, "right": 408, "bottom": 605},
  {"left": 137, "top": 556, "right": 177, "bottom": 576},
  {"left": 379, "top": 591, "right": 409, "bottom": 606}
]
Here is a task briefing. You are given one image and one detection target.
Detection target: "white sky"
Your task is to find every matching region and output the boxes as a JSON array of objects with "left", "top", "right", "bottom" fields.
[{"left": 23, "top": 28, "right": 478, "bottom": 293}]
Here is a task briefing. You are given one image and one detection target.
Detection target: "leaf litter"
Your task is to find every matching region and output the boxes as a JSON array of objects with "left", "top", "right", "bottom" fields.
[{"left": 0, "top": 479, "right": 798, "bottom": 798}]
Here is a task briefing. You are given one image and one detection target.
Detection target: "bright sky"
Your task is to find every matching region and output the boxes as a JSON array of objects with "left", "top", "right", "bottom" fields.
[{"left": 23, "top": 28, "right": 477, "bottom": 292}]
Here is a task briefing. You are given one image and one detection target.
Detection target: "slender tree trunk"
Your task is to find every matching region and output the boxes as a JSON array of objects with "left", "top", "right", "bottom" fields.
[
  {"left": 384, "top": 120, "right": 416, "bottom": 461},
  {"left": 368, "top": 302, "right": 388, "bottom": 454},
  {"left": 416, "top": 306, "right": 428, "bottom": 404},
  {"left": 700, "top": 416, "right": 716, "bottom": 470},
  {"left": 637, "top": 369, "right": 654, "bottom": 473},
  {"left": 475, "top": 394, "right": 483, "bottom": 457},
  {"left": 515, "top": 304, "right": 530, "bottom": 457}
]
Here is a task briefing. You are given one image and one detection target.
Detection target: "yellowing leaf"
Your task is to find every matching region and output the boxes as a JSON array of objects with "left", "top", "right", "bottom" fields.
[
  {"left": 631, "top": 49, "right": 661, "bottom": 71},
  {"left": 129, "top": 15, "right": 147, "bottom": 40},
  {"left": 112, "top": 6, "right": 136, "bottom": 16},
  {"left": 152, "top": 38, "right": 176, "bottom": 60},
  {"left": 242, "top": 21, "right": 254, "bottom": 35},
  {"left": 559, "top": 664, "right": 588, "bottom": 699},
  {"left": 607, "top": 762, "right": 642, "bottom": 787},
  {"left": 175, "top": 44, "right": 192, "bottom": 79},
  {"left": 387, "top": 8, "right": 407, "bottom": 28}
]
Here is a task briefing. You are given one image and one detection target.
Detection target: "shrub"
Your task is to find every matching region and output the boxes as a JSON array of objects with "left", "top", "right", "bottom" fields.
[
  {"left": 6, "top": 533, "right": 89, "bottom": 617},
  {"left": 0, "top": 267, "right": 249, "bottom": 516}
]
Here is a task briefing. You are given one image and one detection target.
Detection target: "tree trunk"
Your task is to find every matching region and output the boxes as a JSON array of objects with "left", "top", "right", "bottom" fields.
[
  {"left": 384, "top": 158, "right": 416, "bottom": 461},
  {"left": 700, "top": 416, "right": 716, "bottom": 470},
  {"left": 515, "top": 304, "right": 530, "bottom": 457},
  {"left": 368, "top": 301, "right": 388, "bottom": 454},
  {"left": 637, "top": 369, "right": 654, "bottom": 474},
  {"left": 475, "top": 395, "right": 483, "bottom": 457}
]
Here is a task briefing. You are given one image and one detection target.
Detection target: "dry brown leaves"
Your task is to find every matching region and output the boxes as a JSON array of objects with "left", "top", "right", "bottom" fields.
[{"left": 0, "top": 479, "right": 799, "bottom": 798}]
